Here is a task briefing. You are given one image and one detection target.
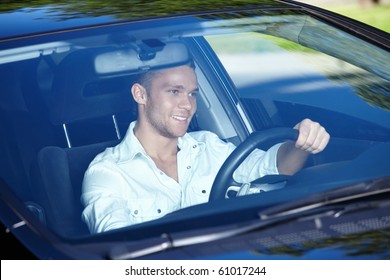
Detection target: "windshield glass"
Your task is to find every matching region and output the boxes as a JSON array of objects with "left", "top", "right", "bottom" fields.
[
  {"left": 209, "top": 31, "right": 390, "bottom": 139},
  {"left": 206, "top": 15, "right": 390, "bottom": 140},
  {"left": 1, "top": 7, "right": 389, "bottom": 245}
]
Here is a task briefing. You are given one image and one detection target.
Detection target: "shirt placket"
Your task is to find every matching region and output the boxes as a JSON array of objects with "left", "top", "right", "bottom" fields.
[
  {"left": 177, "top": 142, "right": 199, "bottom": 207},
  {"left": 142, "top": 153, "right": 182, "bottom": 210}
]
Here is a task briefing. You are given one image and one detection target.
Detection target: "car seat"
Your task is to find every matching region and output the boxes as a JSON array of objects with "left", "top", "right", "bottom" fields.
[{"left": 30, "top": 47, "right": 137, "bottom": 238}]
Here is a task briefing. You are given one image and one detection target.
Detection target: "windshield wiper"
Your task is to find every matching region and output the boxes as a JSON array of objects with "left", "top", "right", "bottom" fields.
[
  {"left": 260, "top": 177, "right": 390, "bottom": 220},
  {"left": 109, "top": 178, "right": 390, "bottom": 260}
]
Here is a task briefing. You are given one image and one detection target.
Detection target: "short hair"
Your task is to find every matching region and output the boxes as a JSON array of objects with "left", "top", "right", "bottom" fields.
[{"left": 133, "top": 60, "right": 195, "bottom": 94}]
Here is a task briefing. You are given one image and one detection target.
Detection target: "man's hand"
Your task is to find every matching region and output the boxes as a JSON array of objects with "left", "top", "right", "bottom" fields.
[
  {"left": 277, "top": 118, "right": 330, "bottom": 175},
  {"left": 294, "top": 118, "right": 330, "bottom": 154}
]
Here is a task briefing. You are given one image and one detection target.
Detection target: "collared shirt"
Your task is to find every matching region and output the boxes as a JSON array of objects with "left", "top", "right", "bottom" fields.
[{"left": 81, "top": 121, "right": 281, "bottom": 233}]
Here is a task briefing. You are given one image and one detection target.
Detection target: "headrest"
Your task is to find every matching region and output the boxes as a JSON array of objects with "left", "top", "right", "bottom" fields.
[
  {"left": 46, "top": 40, "right": 191, "bottom": 125},
  {"left": 48, "top": 47, "right": 135, "bottom": 125}
]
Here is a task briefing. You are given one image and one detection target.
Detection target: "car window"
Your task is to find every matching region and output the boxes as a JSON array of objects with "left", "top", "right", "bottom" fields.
[
  {"left": 206, "top": 25, "right": 390, "bottom": 167},
  {"left": 207, "top": 30, "right": 390, "bottom": 139},
  {"left": 0, "top": 6, "right": 389, "bottom": 257}
]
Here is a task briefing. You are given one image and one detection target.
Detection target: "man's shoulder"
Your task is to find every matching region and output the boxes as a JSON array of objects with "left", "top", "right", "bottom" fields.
[
  {"left": 188, "top": 130, "right": 220, "bottom": 141},
  {"left": 187, "top": 130, "right": 233, "bottom": 148},
  {"left": 88, "top": 145, "right": 118, "bottom": 167},
  {"left": 185, "top": 130, "right": 236, "bottom": 157},
  {"left": 90, "top": 121, "right": 141, "bottom": 166}
]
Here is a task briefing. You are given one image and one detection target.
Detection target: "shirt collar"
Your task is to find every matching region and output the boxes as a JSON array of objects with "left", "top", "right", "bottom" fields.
[
  {"left": 178, "top": 131, "right": 205, "bottom": 152},
  {"left": 118, "top": 121, "right": 205, "bottom": 162}
]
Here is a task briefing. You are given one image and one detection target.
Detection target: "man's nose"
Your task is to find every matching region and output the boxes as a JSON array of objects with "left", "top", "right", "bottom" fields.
[{"left": 178, "top": 94, "right": 193, "bottom": 110}]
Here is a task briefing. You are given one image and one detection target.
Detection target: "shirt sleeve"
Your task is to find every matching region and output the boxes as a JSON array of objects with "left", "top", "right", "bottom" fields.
[
  {"left": 81, "top": 163, "right": 135, "bottom": 234},
  {"left": 233, "top": 143, "right": 282, "bottom": 183}
]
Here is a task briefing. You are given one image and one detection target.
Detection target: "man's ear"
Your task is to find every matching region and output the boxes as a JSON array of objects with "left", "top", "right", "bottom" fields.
[{"left": 131, "top": 83, "right": 147, "bottom": 104}]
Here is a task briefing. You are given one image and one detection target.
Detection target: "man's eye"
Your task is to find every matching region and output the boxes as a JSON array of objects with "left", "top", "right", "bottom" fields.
[
  {"left": 189, "top": 92, "right": 198, "bottom": 97},
  {"left": 168, "top": 89, "right": 179, "bottom": 95}
]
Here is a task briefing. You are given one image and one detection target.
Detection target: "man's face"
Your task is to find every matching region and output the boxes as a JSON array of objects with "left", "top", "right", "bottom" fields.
[{"left": 143, "top": 65, "right": 198, "bottom": 139}]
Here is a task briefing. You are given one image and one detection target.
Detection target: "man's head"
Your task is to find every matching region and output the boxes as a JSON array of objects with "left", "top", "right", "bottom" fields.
[{"left": 131, "top": 64, "right": 198, "bottom": 139}]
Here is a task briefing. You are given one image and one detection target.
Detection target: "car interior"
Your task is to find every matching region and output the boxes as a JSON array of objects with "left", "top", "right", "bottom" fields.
[{"left": 0, "top": 37, "right": 244, "bottom": 238}]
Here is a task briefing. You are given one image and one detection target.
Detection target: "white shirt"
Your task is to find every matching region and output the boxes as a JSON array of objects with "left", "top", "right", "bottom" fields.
[{"left": 81, "top": 121, "right": 281, "bottom": 233}]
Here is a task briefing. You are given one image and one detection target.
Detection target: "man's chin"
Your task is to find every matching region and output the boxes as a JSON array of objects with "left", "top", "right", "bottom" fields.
[
  {"left": 174, "top": 130, "right": 188, "bottom": 138},
  {"left": 170, "top": 121, "right": 190, "bottom": 135},
  {"left": 171, "top": 126, "right": 189, "bottom": 138},
  {"left": 160, "top": 127, "right": 188, "bottom": 139}
]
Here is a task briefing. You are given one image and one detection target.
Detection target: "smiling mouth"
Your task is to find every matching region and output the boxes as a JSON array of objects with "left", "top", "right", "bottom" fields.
[{"left": 172, "top": 115, "right": 189, "bottom": 121}]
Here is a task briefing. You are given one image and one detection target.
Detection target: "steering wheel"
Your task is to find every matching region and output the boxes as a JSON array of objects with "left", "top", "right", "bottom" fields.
[{"left": 208, "top": 127, "right": 298, "bottom": 201}]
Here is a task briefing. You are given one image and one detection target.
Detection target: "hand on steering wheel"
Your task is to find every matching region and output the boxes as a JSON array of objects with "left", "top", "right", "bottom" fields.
[{"left": 208, "top": 128, "right": 298, "bottom": 201}]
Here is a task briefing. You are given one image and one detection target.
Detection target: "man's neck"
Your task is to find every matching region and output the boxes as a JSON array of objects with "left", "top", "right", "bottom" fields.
[
  {"left": 133, "top": 123, "right": 179, "bottom": 161},
  {"left": 133, "top": 123, "right": 180, "bottom": 182}
]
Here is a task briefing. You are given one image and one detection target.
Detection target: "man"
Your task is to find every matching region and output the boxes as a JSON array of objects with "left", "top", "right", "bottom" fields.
[{"left": 81, "top": 63, "right": 330, "bottom": 234}]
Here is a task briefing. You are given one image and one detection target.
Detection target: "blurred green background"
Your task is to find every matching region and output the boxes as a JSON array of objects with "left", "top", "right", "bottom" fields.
[
  {"left": 298, "top": 0, "right": 390, "bottom": 33},
  {"left": 331, "top": 5, "right": 390, "bottom": 33}
]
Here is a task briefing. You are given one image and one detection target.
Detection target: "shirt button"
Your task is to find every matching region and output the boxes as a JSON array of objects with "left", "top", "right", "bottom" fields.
[
  {"left": 157, "top": 209, "right": 161, "bottom": 214},
  {"left": 202, "top": 190, "right": 207, "bottom": 194},
  {"left": 187, "top": 166, "right": 191, "bottom": 169},
  {"left": 192, "top": 145, "right": 197, "bottom": 149},
  {"left": 134, "top": 210, "right": 138, "bottom": 215},
  {"left": 160, "top": 171, "right": 164, "bottom": 175}
]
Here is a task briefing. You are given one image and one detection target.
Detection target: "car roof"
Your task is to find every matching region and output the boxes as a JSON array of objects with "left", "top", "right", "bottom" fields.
[{"left": 0, "top": 0, "right": 297, "bottom": 41}]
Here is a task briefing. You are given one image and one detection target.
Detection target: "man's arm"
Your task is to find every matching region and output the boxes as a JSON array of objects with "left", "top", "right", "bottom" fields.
[{"left": 277, "top": 118, "right": 330, "bottom": 175}]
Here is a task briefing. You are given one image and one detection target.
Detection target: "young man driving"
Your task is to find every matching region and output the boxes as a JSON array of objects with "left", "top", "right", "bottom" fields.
[{"left": 81, "top": 63, "right": 330, "bottom": 234}]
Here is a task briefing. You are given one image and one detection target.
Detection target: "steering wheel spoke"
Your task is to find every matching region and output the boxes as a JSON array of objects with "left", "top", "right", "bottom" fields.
[{"left": 209, "top": 128, "right": 298, "bottom": 201}]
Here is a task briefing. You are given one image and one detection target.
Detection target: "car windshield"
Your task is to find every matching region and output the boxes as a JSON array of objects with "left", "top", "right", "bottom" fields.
[
  {"left": 210, "top": 23, "right": 390, "bottom": 139},
  {"left": 1, "top": 5, "right": 389, "bottom": 253}
]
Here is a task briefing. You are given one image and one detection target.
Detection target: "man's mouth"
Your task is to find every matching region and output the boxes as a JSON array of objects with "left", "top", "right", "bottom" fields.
[{"left": 172, "top": 115, "right": 188, "bottom": 121}]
